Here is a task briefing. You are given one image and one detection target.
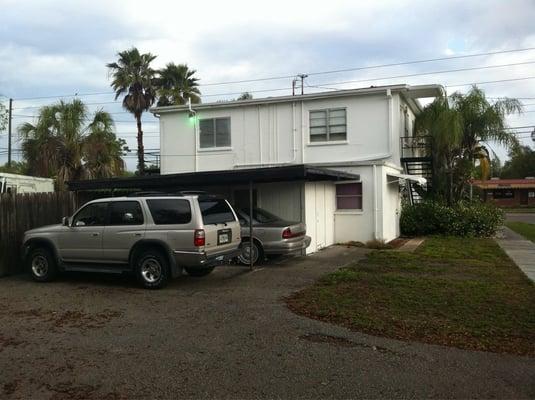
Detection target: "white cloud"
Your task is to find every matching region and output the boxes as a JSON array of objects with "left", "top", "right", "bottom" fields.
[{"left": 1, "top": 0, "right": 535, "bottom": 167}]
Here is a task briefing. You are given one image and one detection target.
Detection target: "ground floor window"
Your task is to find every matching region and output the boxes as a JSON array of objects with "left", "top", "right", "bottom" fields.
[
  {"left": 491, "top": 190, "right": 514, "bottom": 199},
  {"left": 336, "top": 182, "right": 362, "bottom": 210}
]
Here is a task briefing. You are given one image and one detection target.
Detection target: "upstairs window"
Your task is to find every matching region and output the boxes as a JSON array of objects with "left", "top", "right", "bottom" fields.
[
  {"left": 309, "top": 108, "right": 347, "bottom": 142},
  {"left": 199, "top": 117, "right": 231, "bottom": 149},
  {"left": 336, "top": 183, "right": 362, "bottom": 210}
]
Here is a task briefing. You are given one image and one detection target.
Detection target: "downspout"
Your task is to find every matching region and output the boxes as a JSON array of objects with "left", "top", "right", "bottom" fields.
[
  {"left": 187, "top": 97, "right": 198, "bottom": 172},
  {"left": 301, "top": 100, "right": 306, "bottom": 164},
  {"left": 373, "top": 89, "right": 392, "bottom": 240},
  {"left": 373, "top": 164, "right": 378, "bottom": 240},
  {"left": 258, "top": 105, "right": 263, "bottom": 165}
]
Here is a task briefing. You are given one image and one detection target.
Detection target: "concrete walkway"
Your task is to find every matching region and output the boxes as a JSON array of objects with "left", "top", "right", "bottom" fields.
[
  {"left": 496, "top": 226, "right": 535, "bottom": 283},
  {"left": 396, "top": 237, "right": 425, "bottom": 252}
]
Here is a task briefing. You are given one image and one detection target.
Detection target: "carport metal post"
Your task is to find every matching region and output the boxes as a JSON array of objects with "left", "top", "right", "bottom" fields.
[{"left": 249, "top": 180, "right": 253, "bottom": 270}]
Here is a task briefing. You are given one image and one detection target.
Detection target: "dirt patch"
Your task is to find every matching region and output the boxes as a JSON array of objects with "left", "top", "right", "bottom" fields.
[
  {"left": 388, "top": 238, "right": 409, "bottom": 249},
  {"left": 299, "top": 333, "right": 398, "bottom": 355},
  {"left": 44, "top": 382, "right": 126, "bottom": 400},
  {"left": 8, "top": 308, "right": 123, "bottom": 331},
  {"left": 3, "top": 380, "right": 20, "bottom": 396},
  {"left": 0, "top": 335, "right": 25, "bottom": 352}
]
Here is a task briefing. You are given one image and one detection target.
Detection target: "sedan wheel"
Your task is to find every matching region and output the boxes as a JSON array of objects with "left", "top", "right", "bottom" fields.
[{"left": 238, "top": 241, "right": 261, "bottom": 265}]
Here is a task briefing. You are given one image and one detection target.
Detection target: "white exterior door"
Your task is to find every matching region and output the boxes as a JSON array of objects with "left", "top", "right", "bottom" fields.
[
  {"left": 315, "top": 183, "right": 326, "bottom": 249},
  {"left": 304, "top": 182, "right": 335, "bottom": 254}
]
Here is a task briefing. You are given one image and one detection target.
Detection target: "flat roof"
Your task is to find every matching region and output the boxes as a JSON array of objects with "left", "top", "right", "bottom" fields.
[
  {"left": 67, "top": 165, "right": 359, "bottom": 191},
  {"left": 151, "top": 84, "right": 444, "bottom": 114},
  {"left": 472, "top": 179, "right": 535, "bottom": 189}
]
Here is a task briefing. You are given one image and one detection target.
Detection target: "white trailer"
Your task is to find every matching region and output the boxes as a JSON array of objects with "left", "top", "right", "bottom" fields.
[{"left": 0, "top": 173, "right": 54, "bottom": 194}]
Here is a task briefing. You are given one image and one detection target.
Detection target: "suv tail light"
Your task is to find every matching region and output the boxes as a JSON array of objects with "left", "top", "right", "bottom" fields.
[
  {"left": 194, "top": 229, "right": 205, "bottom": 247},
  {"left": 282, "top": 228, "right": 304, "bottom": 239}
]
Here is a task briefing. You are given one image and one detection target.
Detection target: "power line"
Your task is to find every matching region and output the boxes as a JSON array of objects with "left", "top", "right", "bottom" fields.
[
  {"left": 308, "top": 60, "right": 535, "bottom": 90},
  {"left": 195, "top": 46, "right": 535, "bottom": 86},
  {"left": 10, "top": 46, "right": 535, "bottom": 101}
]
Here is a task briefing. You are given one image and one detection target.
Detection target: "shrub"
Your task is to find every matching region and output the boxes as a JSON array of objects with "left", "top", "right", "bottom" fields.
[{"left": 400, "top": 200, "right": 504, "bottom": 237}]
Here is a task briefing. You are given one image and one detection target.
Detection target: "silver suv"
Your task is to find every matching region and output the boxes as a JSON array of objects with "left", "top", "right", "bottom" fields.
[{"left": 22, "top": 193, "right": 241, "bottom": 289}]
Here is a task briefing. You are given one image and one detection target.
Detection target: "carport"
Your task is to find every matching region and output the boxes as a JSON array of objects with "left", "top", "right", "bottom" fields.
[{"left": 67, "top": 164, "right": 359, "bottom": 267}]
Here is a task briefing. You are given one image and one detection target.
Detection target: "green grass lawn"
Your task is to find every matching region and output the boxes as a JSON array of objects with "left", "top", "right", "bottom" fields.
[
  {"left": 287, "top": 237, "right": 535, "bottom": 356},
  {"left": 506, "top": 221, "right": 535, "bottom": 243}
]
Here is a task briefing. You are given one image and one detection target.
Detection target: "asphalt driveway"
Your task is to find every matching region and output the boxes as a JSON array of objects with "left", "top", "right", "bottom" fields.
[{"left": 1, "top": 246, "right": 534, "bottom": 399}]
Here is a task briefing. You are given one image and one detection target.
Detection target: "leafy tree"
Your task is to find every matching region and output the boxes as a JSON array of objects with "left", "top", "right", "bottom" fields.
[
  {"left": 156, "top": 63, "right": 201, "bottom": 106},
  {"left": 107, "top": 48, "right": 157, "bottom": 175},
  {"left": 501, "top": 145, "right": 535, "bottom": 178},
  {"left": 237, "top": 92, "right": 253, "bottom": 100},
  {"left": 415, "top": 86, "right": 521, "bottom": 204},
  {"left": 0, "top": 102, "right": 7, "bottom": 133},
  {"left": 18, "top": 99, "right": 126, "bottom": 189},
  {"left": 0, "top": 161, "right": 28, "bottom": 174}
]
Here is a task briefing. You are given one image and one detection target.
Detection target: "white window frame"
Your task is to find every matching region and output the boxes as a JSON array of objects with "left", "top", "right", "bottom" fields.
[
  {"left": 334, "top": 180, "right": 363, "bottom": 212},
  {"left": 198, "top": 117, "right": 232, "bottom": 151},
  {"left": 308, "top": 107, "right": 347, "bottom": 144}
]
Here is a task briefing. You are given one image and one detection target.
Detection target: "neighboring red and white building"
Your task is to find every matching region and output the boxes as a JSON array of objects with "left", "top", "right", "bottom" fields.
[{"left": 473, "top": 178, "right": 535, "bottom": 207}]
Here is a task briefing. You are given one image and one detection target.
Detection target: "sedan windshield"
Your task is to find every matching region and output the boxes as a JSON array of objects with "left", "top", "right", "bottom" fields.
[{"left": 240, "top": 208, "right": 281, "bottom": 224}]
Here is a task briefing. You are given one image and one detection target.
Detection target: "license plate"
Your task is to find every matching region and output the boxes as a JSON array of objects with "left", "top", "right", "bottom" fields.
[{"left": 218, "top": 229, "right": 231, "bottom": 245}]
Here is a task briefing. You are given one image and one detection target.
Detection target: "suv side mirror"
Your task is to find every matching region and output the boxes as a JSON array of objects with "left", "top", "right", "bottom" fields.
[{"left": 62, "top": 217, "right": 70, "bottom": 226}]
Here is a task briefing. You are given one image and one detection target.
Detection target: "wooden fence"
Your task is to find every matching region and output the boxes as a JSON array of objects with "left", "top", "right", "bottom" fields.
[{"left": 0, "top": 192, "right": 78, "bottom": 276}]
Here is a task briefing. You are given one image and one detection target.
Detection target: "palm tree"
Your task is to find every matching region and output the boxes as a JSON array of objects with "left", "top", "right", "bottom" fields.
[
  {"left": 156, "top": 63, "right": 201, "bottom": 106},
  {"left": 415, "top": 86, "right": 522, "bottom": 203},
  {"left": 237, "top": 92, "right": 253, "bottom": 100},
  {"left": 107, "top": 48, "right": 157, "bottom": 174},
  {"left": 414, "top": 95, "right": 462, "bottom": 204},
  {"left": 18, "top": 99, "right": 126, "bottom": 188},
  {"left": 83, "top": 110, "right": 127, "bottom": 179}
]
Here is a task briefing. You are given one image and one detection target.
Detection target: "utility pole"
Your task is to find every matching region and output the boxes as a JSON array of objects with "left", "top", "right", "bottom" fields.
[
  {"left": 292, "top": 74, "right": 308, "bottom": 96},
  {"left": 7, "top": 98, "right": 12, "bottom": 168},
  {"left": 298, "top": 74, "right": 308, "bottom": 95}
]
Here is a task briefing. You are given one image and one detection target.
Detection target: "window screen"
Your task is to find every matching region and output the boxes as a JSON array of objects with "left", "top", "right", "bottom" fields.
[
  {"left": 199, "top": 117, "right": 231, "bottom": 148},
  {"left": 147, "top": 199, "right": 192, "bottom": 224},
  {"left": 310, "top": 108, "right": 347, "bottom": 142},
  {"left": 336, "top": 183, "right": 362, "bottom": 210}
]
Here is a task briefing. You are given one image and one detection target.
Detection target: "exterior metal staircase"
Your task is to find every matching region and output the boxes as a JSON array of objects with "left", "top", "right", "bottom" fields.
[{"left": 400, "top": 136, "right": 432, "bottom": 204}]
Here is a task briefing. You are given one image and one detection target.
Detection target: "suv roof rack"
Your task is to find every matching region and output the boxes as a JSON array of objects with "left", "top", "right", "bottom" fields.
[
  {"left": 127, "top": 191, "right": 176, "bottom": 197},
  {"left": 178, "top": 190, "right": 207, "bottom": 195}
]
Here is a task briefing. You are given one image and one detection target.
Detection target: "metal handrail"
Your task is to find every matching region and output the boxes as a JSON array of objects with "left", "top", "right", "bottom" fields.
[{"left": 400, "top": 135, "right": 431, "bottom": 159}]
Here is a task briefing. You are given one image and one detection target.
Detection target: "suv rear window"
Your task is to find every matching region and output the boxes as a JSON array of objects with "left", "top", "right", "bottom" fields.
[
  {"left": 199, "top": 198, "right": 236, "bottom": 225},
  {"left": 146, "top": 199, "right": 192, "bottom": 224}
]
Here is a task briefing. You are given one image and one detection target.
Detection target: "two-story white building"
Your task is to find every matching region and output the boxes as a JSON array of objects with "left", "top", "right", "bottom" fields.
[{"left": 149, "top": 84, "right": 442, "bottom": 253}]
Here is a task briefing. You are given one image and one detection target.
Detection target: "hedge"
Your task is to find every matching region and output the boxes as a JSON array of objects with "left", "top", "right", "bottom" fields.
[{"left": 400, "top": 200, "right": 504, "bottom": 237}]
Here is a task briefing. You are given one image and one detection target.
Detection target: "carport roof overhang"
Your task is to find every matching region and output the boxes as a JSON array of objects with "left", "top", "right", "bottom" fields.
[{"left": 66, "top": 165, "right": 359, "bottom": 191}]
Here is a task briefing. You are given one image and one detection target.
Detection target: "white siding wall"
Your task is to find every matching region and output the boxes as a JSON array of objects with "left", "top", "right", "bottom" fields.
[
  {"left": 159, "top": 92, "right": 407, "bottom": 174},
  {"left": 257, "top": 182, "right": 303, "bottom": 223},
  {"left": 332, "top": 166, "right": 375, "bottom": 244}
]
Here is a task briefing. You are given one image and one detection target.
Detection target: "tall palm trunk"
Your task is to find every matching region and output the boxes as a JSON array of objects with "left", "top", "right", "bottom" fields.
[{"left": 136, "top": 113, "right": 144, "bottom": 174}]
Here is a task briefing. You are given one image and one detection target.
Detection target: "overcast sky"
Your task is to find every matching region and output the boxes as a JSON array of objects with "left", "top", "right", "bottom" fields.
[{"left": 1, "top": 0, "right": 535, "bottom": 170}]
